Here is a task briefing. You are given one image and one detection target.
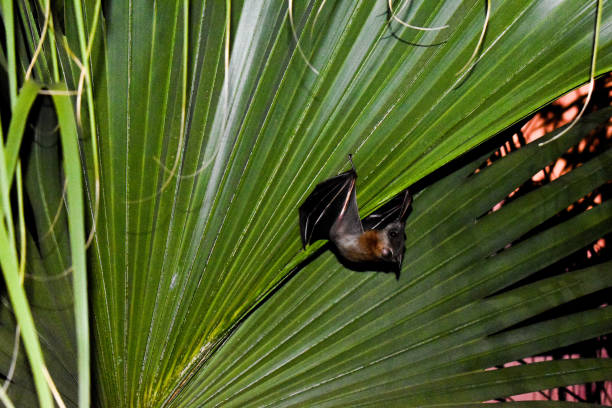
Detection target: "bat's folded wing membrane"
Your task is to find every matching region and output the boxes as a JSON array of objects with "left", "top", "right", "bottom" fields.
[
  {"left": 299, "top": 170, "right": 356, "bottom": 248},
  {"left": 362, "top": 189, "right": 412, "bottom": 230}
]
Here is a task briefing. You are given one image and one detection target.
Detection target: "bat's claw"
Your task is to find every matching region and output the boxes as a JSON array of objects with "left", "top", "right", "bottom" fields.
[{"left": 348, "top": 154, "right": 355, "bottom": 172}]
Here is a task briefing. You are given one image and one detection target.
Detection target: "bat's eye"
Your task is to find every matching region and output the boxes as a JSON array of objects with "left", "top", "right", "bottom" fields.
[{"left": 389, "top": 231, "right": 398, "bottom": 238}]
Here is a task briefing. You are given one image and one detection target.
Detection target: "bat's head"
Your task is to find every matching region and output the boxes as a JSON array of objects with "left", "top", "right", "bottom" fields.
[{"left": 378, "top": 221, "right": 406, "bottom": 268}]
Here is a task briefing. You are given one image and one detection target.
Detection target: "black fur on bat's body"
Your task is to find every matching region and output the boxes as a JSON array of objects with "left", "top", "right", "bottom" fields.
[{"left": 299, "top": 156, "right": 412, "bottom": 277}]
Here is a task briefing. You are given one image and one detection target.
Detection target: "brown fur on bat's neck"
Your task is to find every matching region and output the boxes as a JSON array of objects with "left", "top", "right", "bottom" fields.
[
  {"left": 334, "top": 230, "right": 383, "bottom": 262},
  {"left": 329, "top": 225, "right": 405, "bottom": 280},
  {"left": 331, "top": 225, "right": 403, "bottom": 264}
]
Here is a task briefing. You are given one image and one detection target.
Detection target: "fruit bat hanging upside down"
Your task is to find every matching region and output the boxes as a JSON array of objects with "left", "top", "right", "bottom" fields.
[{"left": 299, "top": 155, "right": 412, "bottom": 275}]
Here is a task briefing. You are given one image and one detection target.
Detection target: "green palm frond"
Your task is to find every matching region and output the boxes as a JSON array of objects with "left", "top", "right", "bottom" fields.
[
  {"left": 170, "top": 108, "right": 612, "bottom": 407},
  {"left": 0, "top": 0, "right": 610, "bottom": 406}
]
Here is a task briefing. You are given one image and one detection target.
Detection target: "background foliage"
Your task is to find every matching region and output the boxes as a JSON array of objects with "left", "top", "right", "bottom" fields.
[{"left": 0, "top": 0, "right": 611, "bottom": 406}]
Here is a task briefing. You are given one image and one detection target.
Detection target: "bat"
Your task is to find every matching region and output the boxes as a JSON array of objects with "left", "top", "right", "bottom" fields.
[{"left": 299, "top": 155, "right": 412, "bottom": 274}]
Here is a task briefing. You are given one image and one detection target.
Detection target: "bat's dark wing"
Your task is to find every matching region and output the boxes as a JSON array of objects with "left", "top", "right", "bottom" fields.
[
  {"left": 362, "top": 189, "right": 412, "bottom": 230},
  {"left": 299, "top": 169, "right": 360, "bottom": 248}
]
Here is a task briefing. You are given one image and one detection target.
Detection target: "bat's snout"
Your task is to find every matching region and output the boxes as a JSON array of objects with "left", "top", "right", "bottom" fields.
[
  {"left": 380, "top": 247, "right": 395, "bottom": 262},
  {"left": 381, "top": 247, "right": 392, "bottom": 260}
]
